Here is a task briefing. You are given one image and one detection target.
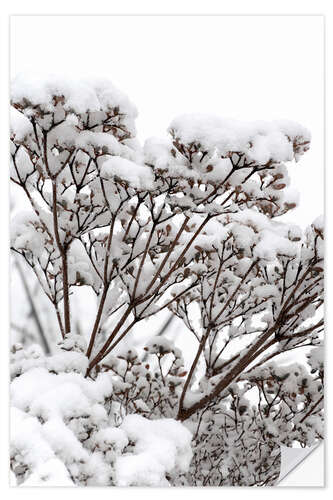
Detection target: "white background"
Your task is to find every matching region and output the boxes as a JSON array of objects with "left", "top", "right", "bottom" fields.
[{"left": 1, "top": 1, "right": 331, "bottom": 499}]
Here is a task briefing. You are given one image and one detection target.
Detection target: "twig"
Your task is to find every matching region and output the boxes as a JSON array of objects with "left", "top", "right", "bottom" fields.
[{"left": 14, "top": 258, "right": 51, "bottom": 353}]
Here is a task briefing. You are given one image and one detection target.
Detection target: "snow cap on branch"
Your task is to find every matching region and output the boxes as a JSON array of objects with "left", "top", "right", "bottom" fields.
[
  {"left": 169, "top": 114, "right": 311, "bottom": 163},
  {"left": 11, "top": 73, "right": 137, "bottom": 122}
]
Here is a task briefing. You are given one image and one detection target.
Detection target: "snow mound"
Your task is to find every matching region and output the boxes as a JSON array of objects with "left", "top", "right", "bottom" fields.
[
  {"left": 10, "top": 346, "right": 192, "bottom": 486},
  {"left": 101, "top": 156, "right": 154, "bottom": 190},
  {"left": 169, "top": 114, "right": 310, "bottom": 164},
  {"left": 116, "top": 414, "right": 193, "bottom": 486},
  {"left": 11, "top": 73, "right": 137, "bottom": 118}
]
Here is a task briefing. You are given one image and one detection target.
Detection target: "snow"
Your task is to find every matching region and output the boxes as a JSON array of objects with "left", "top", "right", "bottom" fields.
[
  {"left": 11, "top": 73, "right": 137, "bottom": 119},
  {"left": 11, "top": 407, "right": 75, "bottom": 486},
  {"left": 10, "top": 147, "right": 35, "bottom": 180},
  {"left": 144, "top": 136, "right": 178, "bottom": 170},
  {"left": 227, "top": 209, "right": 301, "bottom": 261},
  {"left": 254, "top": 284, "right": 278, "bottom": 300},
  {"left": 57, "top": 332, "right": 87, "bottom": 353},
  {"left": 192, "top": 209, "right": 302, "bottom": 263},
  {"left": 75, "top": 131, "right": 137, "bottom": 161},
  {"left": 145, "top": 336, "right": 175, "bottom": 355},
  {"left": 312, "top": 214, "right": 324, "bottom": 232},
  {"left": 169, "top": 114, "right": 310, "bottom": 164},
  {"left": 23, "top": 457, "right": 74, "bottom": 486},
  {"left": 46, "top": 351, "right": 89, "bottom": 374},
  {"left": 11, "top": 211, "right": 44, "bottom": 256},
  {"left": 42, "top": 417, "right": 90, "bottom": 462},
  {"left": 116, "top": 415, "right": 193, "bottom": 486},
  {"left": 248, "top": 130, "right": 293, "bottom": 164},
  {"left": 10, "top": 347, "right": 193, "bottom": 486},
  {"left": 133, "top": 399, "right": 150, "bottom": 412},
  {"left": 12, "top": 368, "right": 101, "bottom": 419},
  {"left": 92, "top": 427, "right": 129, "bottom": 454},
  {"left": 254, "top": 229, "right": 298, "bottom": 261},
  {"left": 307, "top": 346, "right": 324, "bottom": 373},
  {"left": 101, "top": 156, "right": 154, "bottom": 190},
  {"left": 10, "top": 107, "right": 33, "bottom": 141}
]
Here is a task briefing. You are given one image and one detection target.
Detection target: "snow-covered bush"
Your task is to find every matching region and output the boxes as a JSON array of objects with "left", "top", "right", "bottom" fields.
[
  {"left": 10, "top": 74, "right": 323, "bottom": 487},
  {"left": 10, "top": 342, "right": 192, "bottom": 486}
]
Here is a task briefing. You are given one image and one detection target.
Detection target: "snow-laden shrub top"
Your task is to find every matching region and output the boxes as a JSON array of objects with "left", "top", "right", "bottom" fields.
[
  {"left": 11, "top": 73, "right": 137, "bottom": 131},
  {"left": 169, "top": 114, "right": 310, "bottom": 164}
]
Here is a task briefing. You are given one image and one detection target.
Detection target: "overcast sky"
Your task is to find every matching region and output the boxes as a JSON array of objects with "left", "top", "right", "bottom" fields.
[{"left": 10, "top": 15, "right": 324, "bottom": 226}]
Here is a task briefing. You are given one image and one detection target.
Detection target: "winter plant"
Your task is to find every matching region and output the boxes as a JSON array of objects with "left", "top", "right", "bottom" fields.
[{"left": 10, "top": 74, "right": 324, "bottom": 487}]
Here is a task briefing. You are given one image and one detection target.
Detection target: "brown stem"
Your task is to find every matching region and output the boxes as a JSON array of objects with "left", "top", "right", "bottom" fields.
[
  {"left": 55, "top": 304, "right": 65, "bottom": 339},
  {"left": 92, "top": 319, "right": 137, "bottom": 364},
  {"left": 86, "top": 305, "right": 134, "bottom": 375},
  {"left": 15, "top": 258, "right": 51, "bottom": 353},
  {"left": 177, "top": 323, "right": 278, "bottom": 421},
  {"left": 177, "top": 244, "right": 322, "bottom": 420},
  {"left": 149, "top": 215, "right": 212, "bottom": 299},
  {"left": 43, "top": 131, "right": 71, "bottom": 334},
  {"left": 209, "top": 257, "right": 224, "bottom": 319},
  {"left": 281, "top": 266, "right": 314, "bottom": 313},
  {"left": 282, "top": 320, "right": 324, "bottom": 340},
  {"left": 213, "top": 260, "right": 258, "bottom": 324},
  {"left": 86, "top": 283, "right": 110, "bottom": 359},
  {"left": 178, "top": 327, "right": 211, "bottom": 414},
  {"left": 103, "top": 216, "right": 116, "bottom": 283},
  {"left": 200, "top": 167, "right": 236, "bottom": 205},
  {"left": 61, "top": 250, "right": 71, "bottom": 335},
  {"left": 122, "top": 197, "right": 142, "bottom": 241},
  {"left": 132, "top": 224, "right": 156, "bottom": 300},
  {"left": 86, "top": 216, "right": 116, "bottom": 358},
  {"left": 299, "top": 395, "right": 324, "bottom": 423},
  {"left": 211, "top": 352, "right": 241, "bottom": 377},
  {"left": 87, "top": 217, "right": 212, "bottom": 371},
  {"left": 144, "top": 216, "right": 189, "bottom": 295}
]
